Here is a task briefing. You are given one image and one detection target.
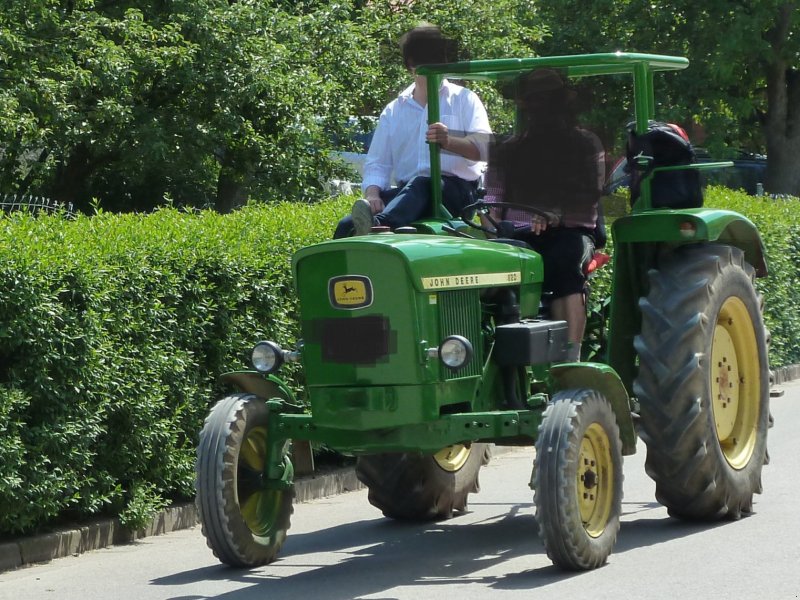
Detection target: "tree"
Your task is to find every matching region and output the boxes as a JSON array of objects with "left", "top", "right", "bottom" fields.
[
  {"left": 536, "top": 0, "right": 800, "bottom": 195},
  {"left": 0, "top": 0, "right": 547, "bottom": 212},
  {"left": 0, "top": 1, "right": 369, "bottom": 212},
  {"left": 0, "top": 2, "right": 203, "bottom": 211}
]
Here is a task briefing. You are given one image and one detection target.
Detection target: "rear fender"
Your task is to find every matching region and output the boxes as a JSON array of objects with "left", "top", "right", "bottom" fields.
[
  {"left": 550, "top": 363, "right": 637, "bottom": 455},
  {"left": 612, "top": 208, "right": 767, "bottom": 276}
]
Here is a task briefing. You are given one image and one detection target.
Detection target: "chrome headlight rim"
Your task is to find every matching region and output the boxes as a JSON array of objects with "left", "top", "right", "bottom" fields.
[
  {"left": 251, "top": 340, "right": 285, "bottom": 374},
  {"left": 438, "top": 335, "right": 473, "bottom": 371}
]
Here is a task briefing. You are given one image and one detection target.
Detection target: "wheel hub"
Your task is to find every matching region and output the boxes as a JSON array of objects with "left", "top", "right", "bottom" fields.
[
  {"left": 582, "top": 468, "right": 597, "bottom": 489},
  {"left": 712, "top": 327, "right": 740, "bottom": 441},
  {"left": 578, "top": 423, "right": 614, "bottom": 538},
  {"left": 237, "top": 426, "right": 285, "bottom": 537},
  {"left": 434, "top": 444, "right": 471, "bottom": 472},
  {"left": 710, "top": 297, "right": 760, "bottom": 470}
]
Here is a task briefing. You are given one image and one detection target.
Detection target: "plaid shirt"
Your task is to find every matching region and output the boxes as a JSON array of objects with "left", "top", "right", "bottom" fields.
[{"left": 483, "top": 128, "right": 604, "bottom": 229}]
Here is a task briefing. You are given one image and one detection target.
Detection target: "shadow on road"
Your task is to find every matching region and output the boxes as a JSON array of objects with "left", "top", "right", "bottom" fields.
[{"left": 150, "top": 498, "right": 729, "bottom": 599}]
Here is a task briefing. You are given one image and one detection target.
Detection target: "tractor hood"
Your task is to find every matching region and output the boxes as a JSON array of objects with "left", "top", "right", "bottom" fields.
[
  {"left": 292, "top": 234, "right": 543, "bottom": 291},
  {"left": 290, "top": 233, "right": 544, "bottom": 401}
]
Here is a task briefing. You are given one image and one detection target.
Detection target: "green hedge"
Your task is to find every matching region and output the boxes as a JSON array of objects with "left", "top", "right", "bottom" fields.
[
  {"left": 1, "top": 187, "right": 798, "bottom": 536},
  {"left": 705, "top": 189, "right": 800, "bottom": 366},
  {"left": 587, "top": 187, "right": 800, "bottom": 367},
  {"left": 0, "top": 198, "right": 350, "bottom": 535}
]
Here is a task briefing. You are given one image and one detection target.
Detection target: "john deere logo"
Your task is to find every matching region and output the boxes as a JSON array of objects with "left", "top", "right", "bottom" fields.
[{"left": 329, "top": 276, "right": 373, "bottom": 309}]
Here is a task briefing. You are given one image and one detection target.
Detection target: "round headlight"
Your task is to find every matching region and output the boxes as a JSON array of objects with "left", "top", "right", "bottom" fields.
[
  {"left": 439, "top": 335, "right": 473, "bottom": 370},
  {"left": 252, "top": 341, "right": 284, "bottom": 373}
]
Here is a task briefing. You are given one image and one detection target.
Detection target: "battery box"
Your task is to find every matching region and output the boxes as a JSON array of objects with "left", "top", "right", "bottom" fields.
[{"left": 494, "top": 319, "right": 569, "bottom": 366}]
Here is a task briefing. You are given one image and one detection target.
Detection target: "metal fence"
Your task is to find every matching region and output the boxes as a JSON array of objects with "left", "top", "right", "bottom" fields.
[{"left": 0, "top": 194, "right": 75, "bottom": 218}]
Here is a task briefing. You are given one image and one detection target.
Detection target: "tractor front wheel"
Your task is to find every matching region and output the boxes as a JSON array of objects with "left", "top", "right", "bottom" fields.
[
  {"left": 533, "top": 389, "right": 623, "bottom": 570},
  {"left": 355, "top": 444, "right": 491, "bottom": 520},
  {"left": 634, "top": 244, "right": 769, "bottom": 520},
  {"left": 195, "top": 393, "right": 294, "bottom": 567}
]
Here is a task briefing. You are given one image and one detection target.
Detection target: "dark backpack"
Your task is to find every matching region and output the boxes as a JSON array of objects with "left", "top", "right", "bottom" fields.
[{"left": 625, "top": 121, "right": 703, "bottom": 209}]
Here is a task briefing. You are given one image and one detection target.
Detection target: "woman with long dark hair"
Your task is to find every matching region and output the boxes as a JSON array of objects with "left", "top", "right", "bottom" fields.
[{"left": 486, "top": 68, "right": 605, "bottom": 361}]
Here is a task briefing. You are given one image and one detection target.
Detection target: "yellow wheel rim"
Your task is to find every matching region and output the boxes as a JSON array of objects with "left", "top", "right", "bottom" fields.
[
  {"left": 578, "top": 423, "right": 614, "bottom": 538},
  {"left": 238, "top": 426, "right": 283, "bottom": 537},
  {"left": 240, "top": 426, "right": 268, "bottom": 473},
  {"left": 434, "top": 444, "right": 471, "bottom": 472},
  {"left": 711, "top": 297, "right": 760, "bottom": 469}
]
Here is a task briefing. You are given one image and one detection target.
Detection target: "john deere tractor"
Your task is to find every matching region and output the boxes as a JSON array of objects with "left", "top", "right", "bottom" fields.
[{"left": 195, "top": 53, "right": 770, "bottom": 571}]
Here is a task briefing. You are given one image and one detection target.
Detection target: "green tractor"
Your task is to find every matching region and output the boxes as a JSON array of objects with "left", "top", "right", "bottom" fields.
[{"left": 195, "top": 53, "right": 770, "bottom": 571}]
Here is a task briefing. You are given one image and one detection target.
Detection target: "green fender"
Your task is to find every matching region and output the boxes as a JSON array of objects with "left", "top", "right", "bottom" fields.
[
  {"left": 612, "top": 208, "right": 767, "bottom": 276},
  {"left": 218, "top": 371, "right": 299, "bottom": 406},
  {"left": 550, "top": 362, "right": 637, "bottom": 455},
  {"left": 218, "top": 371, "right": 315, "bottom": 474}
]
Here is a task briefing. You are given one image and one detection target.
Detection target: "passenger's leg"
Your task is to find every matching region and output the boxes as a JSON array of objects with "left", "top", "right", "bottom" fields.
[
  {"left": 340, "top": 188, "right": 402, "bottom": 238},
  {"left": 441, "top": 175, "right": 477, "bottom": 219},
  {"left": 541, "top": 229, "right": 594, "bottom": 361},
  {"left": 376, "top": 177, "right": 431, "bottom": 228},
  {"left": 551, "top": 293, "right": 586, "bottom": 360},
  {"left": 334, "top": 215, "right": 355, "bottom": 239}
]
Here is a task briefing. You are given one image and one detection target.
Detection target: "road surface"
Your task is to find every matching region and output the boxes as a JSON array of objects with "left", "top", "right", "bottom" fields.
[{"left": 2, "top": 382, "right": 799, "bottom": 600}]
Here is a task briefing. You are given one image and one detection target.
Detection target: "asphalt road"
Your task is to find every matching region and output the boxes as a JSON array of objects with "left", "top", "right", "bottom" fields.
[{"left": 3, "top": 382, "right": 799, "bottom": 600}]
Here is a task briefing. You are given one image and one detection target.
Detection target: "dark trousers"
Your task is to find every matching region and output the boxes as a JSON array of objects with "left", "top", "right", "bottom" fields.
[
  {"left": 517, "top": 227, "right": 595, "bottom": 298},
  {"left": 333, "top": 175, "right": 477, "bottom": 239}
]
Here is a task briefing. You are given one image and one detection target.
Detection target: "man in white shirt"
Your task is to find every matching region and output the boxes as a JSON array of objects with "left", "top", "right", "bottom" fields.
[{"left": 333, "top": 24, "right": 491, "bottom": 238}]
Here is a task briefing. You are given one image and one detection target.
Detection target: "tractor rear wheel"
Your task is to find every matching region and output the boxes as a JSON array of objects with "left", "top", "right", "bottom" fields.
[
  {"left": 196, "top": 393, "right": 294, "bottom": 567},
  {"left": 355, "top": 444, "right": 491, "bottom": 520},
  {"left": 533, "top": 389, "right": 623, "bottom": 570},
  {"left": 635, "top": 244, "right": 769, "bottom": 520}
]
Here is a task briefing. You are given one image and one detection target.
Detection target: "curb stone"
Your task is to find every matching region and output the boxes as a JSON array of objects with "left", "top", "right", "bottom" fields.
[
  {"left": 0, "top": 447, "right": 521, "bottom": 573},
  {"left": 770, "top": 364, "right": 800, "bottom": 385},
  {"left": 0, "top": 541, "right": 22, "bottom": 572},
  {"left": 0, "top": 464, "right": 366, "bottom": 573},
  {"left": 1, "top": 367, "right": 796, "bottom": 575}
]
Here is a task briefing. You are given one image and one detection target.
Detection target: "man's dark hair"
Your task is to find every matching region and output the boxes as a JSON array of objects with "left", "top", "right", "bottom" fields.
[{"left": 399, "top": 23, "right": 457, "bottom": 69}]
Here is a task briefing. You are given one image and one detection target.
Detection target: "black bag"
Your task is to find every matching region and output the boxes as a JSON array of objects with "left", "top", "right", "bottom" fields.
[{"left": 625, "top": 121, "right": 703, "bottom": 209}]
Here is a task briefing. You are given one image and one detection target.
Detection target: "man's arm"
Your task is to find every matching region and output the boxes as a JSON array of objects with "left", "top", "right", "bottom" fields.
[
  {"left": 426, "top": 86, "right": 492, "bottom": 162},
  {"left": 425, "top": 122, "right": 481, "bottom": 161}
]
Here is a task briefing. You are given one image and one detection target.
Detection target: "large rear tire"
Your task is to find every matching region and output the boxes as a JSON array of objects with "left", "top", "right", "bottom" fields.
[
  {"left": 634, "top": 244, "right": 769, "bottom": 520},
  {"left": 534, "top": 389, "right": 623, "bottom": 570},
  {"left": 196, "top": 393, "right": 294, "bottom": 567},
  {"left": 355, "top": 444, "right": 491, "bottom": 520}
]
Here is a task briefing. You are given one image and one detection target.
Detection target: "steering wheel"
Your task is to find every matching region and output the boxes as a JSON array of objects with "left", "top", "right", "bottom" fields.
[{"left": 460, "top": 201, "right": 556, "bottom": 237}]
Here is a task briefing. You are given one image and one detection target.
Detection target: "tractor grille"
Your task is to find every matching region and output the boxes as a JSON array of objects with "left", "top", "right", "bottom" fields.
[{"left": 439, "top": 289, "right": 482, "bottom": 379}]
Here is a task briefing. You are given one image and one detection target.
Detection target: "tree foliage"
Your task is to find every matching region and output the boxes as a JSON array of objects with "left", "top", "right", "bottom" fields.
[
  {"left": 0, "top": 1, "right": 365, "bottom": 211},
  {"left": 0, "top": 0, "right": 544, "bottom": 212},
  {"left": 535, "top": 0, "right": 800, "bottom": 195}
]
